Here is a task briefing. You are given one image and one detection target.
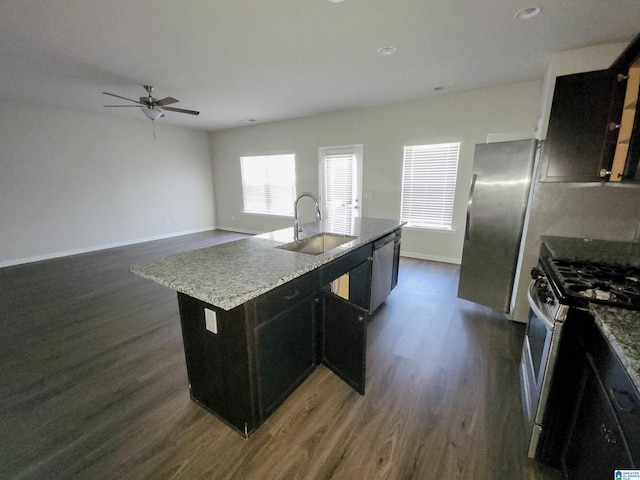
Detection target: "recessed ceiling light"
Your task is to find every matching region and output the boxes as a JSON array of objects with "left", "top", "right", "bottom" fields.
[
  {"left": 245, "top": 119, "right": 257, "bottom": 123},
  {"left": 327, "top": 0, "right": 344, "bottom": 3},
  {"left": 377, "top": 46, "right": 397, "bottom": 56},
  {"left": 515, "top": 6, "right": 541, "bottom": 19}
]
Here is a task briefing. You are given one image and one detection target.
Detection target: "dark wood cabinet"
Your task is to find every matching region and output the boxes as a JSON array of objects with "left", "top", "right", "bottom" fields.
[
  {"left": 563, "top": 354, "right": 633, "bottom": 478},
  {"left": 255, "top": 292, "right": 317, "bottom": 418},
  {"left": 177, "top": 294, "right": 257, "bottom": 435},
  {"left": 321, "top": 290, "right": 368, "bottom": 395},
  {"left": 541, "top": 33, "right": 640, "bottom": 183},
  {"left": 391, "top": 230, "right": 401, "bottom": 290},
  {"left": 558, "top": 315, "right": 640, "bottom": 478},
  {"left": 347, "top": 257, "right": 372, "bottom": 310},
  {"left": 541, "top": 69, "right": 625, "bottom": 182}
]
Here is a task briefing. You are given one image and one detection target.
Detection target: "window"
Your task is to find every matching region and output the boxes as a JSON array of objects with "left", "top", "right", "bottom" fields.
[
  {"left": 400, "top": 142, "right": 460, "bottom": 230},
  {"left": 240, "top": 154, "right": 296, "bottom": 216}
]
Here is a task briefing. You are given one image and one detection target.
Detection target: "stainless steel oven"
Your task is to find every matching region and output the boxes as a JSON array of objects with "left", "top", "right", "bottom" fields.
[
  {"left": 521, "top": 243, "right": 640, "bottom": 464},
  {"left": 519, "top": 266, "right": 568, "bottom": 459}
]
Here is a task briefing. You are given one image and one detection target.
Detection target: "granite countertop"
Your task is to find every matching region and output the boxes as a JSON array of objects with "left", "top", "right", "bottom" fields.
[
  {"left": 589, "top": 304, "right": 640, "bottom": 394},
  {"left": 131, "top": 217, "right": 404, "bottom": 311},
  {"left": 541, "top": 235, "right": 640, "bottom": 266}
]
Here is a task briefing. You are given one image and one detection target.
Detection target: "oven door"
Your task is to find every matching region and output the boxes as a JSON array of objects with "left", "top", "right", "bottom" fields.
[{"left": 520, "top": 280, "right": 555, "bottom": 458}]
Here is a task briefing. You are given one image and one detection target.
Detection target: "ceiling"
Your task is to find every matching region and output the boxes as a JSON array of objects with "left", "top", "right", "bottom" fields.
[{"left": 1, "top": 0, "right": 639, "bottom": 132}]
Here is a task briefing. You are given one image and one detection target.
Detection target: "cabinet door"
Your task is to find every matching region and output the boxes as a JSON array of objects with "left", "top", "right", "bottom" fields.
[
  {"left": 542, "top": 69, "right": 625, "bottom": 182},
  {"left": 562, "top": 354, "right": 634, "bottom": 479},
  {"left": 348, "top": 258, "right": 372, "bottom": 311},
  {"left": 623, "top": 102, "right": 640, "bottom": 180},
  {"left": 322, "top": 291, "right": 368, "bottom": 395},
  {"left": 391, "top": 240, "right": 401, "bottom": 290},
  {"left": 255, "top": 294, "right": 316, "bottom": 419},
  {"left": 177, "top": 294, "right": 256, "bottom": 435}
]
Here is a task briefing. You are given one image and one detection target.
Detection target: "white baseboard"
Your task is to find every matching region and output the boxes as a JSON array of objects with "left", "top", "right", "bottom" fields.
[
  {"left": 0, "top": 226, "right": 216, "bottom": 268},
  {"left": 400, "top": 250, "right": 461, "bottom": 265}
]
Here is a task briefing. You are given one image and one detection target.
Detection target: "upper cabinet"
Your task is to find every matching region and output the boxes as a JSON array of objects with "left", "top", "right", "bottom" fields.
[
  {"left": 611, "top": 58, "right": 640, "bottom": 181},
  {"left": 540, "top": 70, "right": 625, "bottom": 182},
  {"left": 540, "top": 33, "right": 640, "bottom": 183}
]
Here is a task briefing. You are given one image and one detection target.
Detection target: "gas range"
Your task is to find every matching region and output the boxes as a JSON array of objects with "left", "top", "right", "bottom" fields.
[{"left": 540, "top": 257, "right": 640, "bottom": 311}]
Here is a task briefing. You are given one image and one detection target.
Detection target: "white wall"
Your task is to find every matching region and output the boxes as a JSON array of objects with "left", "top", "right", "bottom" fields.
[
  {"left": 210, "top": 80, "right": 542, "bottom": 263},
  {"left": 0, "top": 103, "right": 216, "bottom": 266}
]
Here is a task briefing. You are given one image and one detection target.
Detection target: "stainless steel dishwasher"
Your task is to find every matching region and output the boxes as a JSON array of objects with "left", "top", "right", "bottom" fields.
[{"left": 370, "top": 232, "right": 395, "bottom": 312}]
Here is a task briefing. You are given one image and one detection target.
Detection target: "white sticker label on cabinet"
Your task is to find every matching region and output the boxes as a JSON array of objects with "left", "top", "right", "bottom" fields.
[{"left": 205, "top": 308, "right": 218, "bottom": 334}]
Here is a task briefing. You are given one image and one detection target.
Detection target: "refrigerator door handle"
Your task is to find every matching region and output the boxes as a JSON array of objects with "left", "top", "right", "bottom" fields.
[{"left": 465, "top": 173, "right": 478, "bottom": 241}]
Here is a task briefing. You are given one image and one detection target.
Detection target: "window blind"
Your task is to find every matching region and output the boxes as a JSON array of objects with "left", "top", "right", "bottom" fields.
[
  {"left": 240, "top": 154, "right": 296, "bottom": 216},
  {"left": 323, "top": 153, "right": 355, "bottom": 232},
  {"left": 400, "top": 142, "right": 460, "bottom": 230}
]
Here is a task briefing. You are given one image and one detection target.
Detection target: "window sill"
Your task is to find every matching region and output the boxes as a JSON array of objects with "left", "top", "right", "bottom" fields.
[{"left": 403, "top": 225, "right": 457, "bottom": 233}]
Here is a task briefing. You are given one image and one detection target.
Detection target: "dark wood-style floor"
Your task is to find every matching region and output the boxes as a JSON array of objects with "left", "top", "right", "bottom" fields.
[{"left": 0, "top": 231, "right": 561, "bottom": 480}]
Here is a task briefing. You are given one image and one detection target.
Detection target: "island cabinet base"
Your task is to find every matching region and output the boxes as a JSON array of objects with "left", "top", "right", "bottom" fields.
[
  {"left": 176, "top": 243, "right": 376, "bottom": 437},
  {"left": 177, "top": 294, "right": 259, "bottom": 436}
]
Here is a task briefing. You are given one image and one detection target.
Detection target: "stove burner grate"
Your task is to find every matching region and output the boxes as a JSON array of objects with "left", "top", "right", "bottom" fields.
[{"left": 547, "top": 258, "right": 640, "bottom": 309}]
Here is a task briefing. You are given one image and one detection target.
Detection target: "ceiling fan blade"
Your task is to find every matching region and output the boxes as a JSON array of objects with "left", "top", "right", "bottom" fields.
[
  {"left": 103, "top": 105, "right": 143, "bottom": 107},
  {"left": 156, "top": 96, "right": 179, "bottom": 106},
  {"left": 162, "top": 106, "right": 200, "bottom": 116},
  {"left": 102, "top": 92, "right": 143, "bottom": 104}
]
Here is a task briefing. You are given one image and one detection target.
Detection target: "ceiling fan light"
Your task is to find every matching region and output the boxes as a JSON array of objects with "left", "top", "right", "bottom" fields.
[
  {"left": 515, "top": 6, "right": 541, "bottom": 19},
  {"left": 141, "top": 108, "right": 163, "bottom": 121}
]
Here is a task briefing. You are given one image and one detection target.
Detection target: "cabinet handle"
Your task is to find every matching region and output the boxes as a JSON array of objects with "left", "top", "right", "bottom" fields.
[
  {"left": 599, "top": 169, "right": 612, "bottom": 178},
  {"left": 609, "top": 122, "right": 621, "bottom": 131},
  {"left": 358, "top": 315, "right": 364, "bottom": 322},
  {"left": 617, "top": 73, "right": 629, "bottom": 82},
  {"left": 610, "top": 387, "right": 635, "bottom": 413},
  {"left": 283, "top": 290, "right": 300, "bottom": 301}
]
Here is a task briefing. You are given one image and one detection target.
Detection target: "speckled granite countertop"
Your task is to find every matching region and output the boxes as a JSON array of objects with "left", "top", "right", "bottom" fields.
[
  {"left": 541, "top": 235, "right": 640, "bottom": 266},
  {"left": 132, "top": 217, "right": 403, "bottom": 311},
  {"left": 589, "top": 304, "right": 640, "bottom": 394}
]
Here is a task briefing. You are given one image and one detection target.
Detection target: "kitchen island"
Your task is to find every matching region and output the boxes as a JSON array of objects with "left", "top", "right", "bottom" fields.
[{"left": 132, "top": 217, "right": 403, "bottom": 436}]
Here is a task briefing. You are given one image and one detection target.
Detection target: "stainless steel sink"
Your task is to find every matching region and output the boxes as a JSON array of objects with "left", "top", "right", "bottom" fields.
[{"left": 277, "top": 233, "right": 357, "bottom": 255}]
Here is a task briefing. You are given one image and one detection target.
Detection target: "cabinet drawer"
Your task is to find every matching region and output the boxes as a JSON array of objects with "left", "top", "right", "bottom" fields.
[
  {"left": 255, "top": 269, "right": 320, "bottom": 324},
  {"left": 321, "top": 244, "right": 372, "bottom": 284}
]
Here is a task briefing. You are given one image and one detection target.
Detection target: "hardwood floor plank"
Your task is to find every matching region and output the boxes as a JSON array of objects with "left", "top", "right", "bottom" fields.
[{"left": 0, "top": 233, "right": 561, "bottom": 480}]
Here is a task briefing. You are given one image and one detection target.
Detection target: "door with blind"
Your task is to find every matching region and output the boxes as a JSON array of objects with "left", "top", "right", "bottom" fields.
[{"left": 319, "top": 145, "right": 363, "bottom": 233}]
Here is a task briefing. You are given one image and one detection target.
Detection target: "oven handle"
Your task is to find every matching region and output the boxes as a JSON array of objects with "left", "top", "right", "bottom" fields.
[{"left": 527, "top": 280, "right": 554, "bottom": 330}]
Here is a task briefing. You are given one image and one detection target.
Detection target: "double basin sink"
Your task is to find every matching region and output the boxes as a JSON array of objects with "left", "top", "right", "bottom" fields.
[{"left": 277, "top": 233, "right": 356, "bottom": 256}]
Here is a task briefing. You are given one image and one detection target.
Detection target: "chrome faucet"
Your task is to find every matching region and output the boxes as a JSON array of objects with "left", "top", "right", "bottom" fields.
[{"left": 294, "top": 192, "right": 321, "bottom": 241}]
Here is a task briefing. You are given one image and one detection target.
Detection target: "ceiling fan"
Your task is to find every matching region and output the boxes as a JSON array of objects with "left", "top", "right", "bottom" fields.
[{"left": 102, "top": 85, "right": 200, "bottom": 121}]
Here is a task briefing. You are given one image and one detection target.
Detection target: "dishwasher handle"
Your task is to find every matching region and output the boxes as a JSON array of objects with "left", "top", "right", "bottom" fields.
[{"left": 373, "top": 233, "right": 395, "bottom": 250}]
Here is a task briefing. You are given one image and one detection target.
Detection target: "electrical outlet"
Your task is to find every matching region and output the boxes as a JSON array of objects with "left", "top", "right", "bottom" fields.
[{"left": 205, "top": 308, "right": 218, "bottom": 334}]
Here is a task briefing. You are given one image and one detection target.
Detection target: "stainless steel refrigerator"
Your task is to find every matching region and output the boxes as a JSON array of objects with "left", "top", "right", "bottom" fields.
[{"left": 457, "top": 139, "right": 538, "bottom": 313}]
